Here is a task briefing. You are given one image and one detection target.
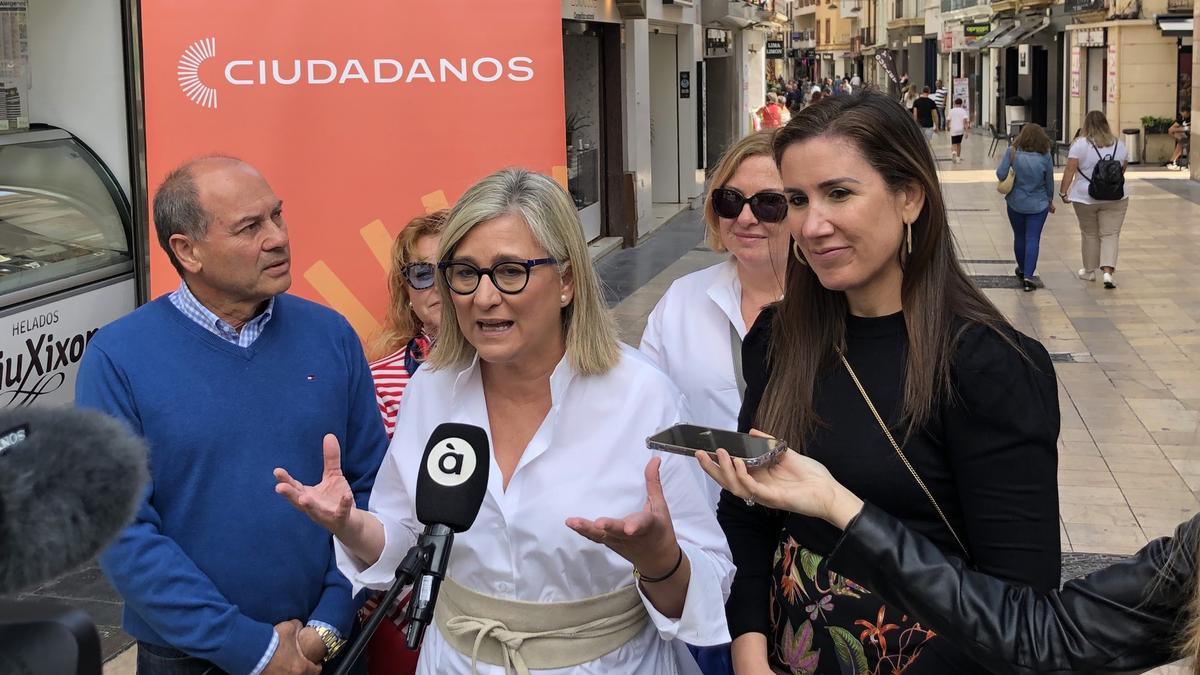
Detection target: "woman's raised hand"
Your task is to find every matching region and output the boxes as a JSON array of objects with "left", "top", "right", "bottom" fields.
[
  {"left": 565, "top": 457, "right": 682, "bottom": 578},
  {"left": 274, "top": 433, "right": 355, "bottom": 536},
  {"left": 696, "top": 430, "right": 865, "bottom": 529}
]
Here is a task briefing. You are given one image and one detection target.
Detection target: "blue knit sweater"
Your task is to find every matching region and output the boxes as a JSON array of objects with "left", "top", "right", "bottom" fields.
[{"left": 76, "top": 294, "right": 388, "bottom": 674}]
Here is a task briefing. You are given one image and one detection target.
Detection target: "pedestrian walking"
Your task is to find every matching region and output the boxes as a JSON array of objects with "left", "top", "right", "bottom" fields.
[
  {"left": 1059, "top": 110, "right": 1129, "bottom": 289},
  {"left": 947, "top": 98, "right": 970, "bottom": 162},
  {"left": 901, "top": 84, "right": 917, "bottom": 113},
  {"left": 997, "top": 123, "right": 1056, "bottom": 292},
  {"left": 931, "top": 80, "right": 948, "bottom": 130},
  {"left": 756, "top": 93, "right": 786, "bottom": 130},
  {"left": 1167, "top": 106, "right": 1190, "bottom": 171},
  {"left": 911, "top": 87, "right": 939, "bottom": 143}
]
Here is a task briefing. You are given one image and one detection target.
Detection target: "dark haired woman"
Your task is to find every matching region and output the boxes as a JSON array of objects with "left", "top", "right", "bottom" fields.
[
  {"left": 699, "top": 443, "right": 1197, "bottom": 674},
  {"left": 997, "top": 124, "right": 1055, "bottom": 292},
  {"left": 719, "top": 91, "right": 1061, "bottom": 674}
]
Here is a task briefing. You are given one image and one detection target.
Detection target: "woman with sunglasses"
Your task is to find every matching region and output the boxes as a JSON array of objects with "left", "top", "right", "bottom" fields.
[
  {"left": 716, "top": 92, "right": 1061, "bottom": 674},
  {"left": 641, "top": 129, "right": 789, "bottom": 509},
  {"left": 639, "top": 130, "right": 788, "bottom": 675},
  {"left": 359, "top": 209, "right": 447, "bottom": 675},
  {"left": 276, "top": 168, "right": 733, "bottom": 674},
  {"left": 368, "top": 210, "right": 448, "bottom": 438}
]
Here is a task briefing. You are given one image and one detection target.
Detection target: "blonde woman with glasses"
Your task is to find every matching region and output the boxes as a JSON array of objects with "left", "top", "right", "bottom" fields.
[{"left": 277, "top": 168, "right": 734, "bottom": 674}]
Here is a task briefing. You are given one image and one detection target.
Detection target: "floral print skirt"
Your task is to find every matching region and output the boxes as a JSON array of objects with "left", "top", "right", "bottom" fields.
[{"left": 769, "top": 535, "right": 941, "bottom": 675}]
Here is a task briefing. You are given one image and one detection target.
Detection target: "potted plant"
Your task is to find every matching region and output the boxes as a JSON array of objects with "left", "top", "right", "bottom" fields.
[{"left": 1141, "top": 115, "right": 1177, "bottom": 163}]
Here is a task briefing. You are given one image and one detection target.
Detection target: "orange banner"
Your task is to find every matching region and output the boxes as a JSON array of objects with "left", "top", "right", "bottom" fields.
[{"left": 140, "top": 2, "right": 566, "bottom": 336}]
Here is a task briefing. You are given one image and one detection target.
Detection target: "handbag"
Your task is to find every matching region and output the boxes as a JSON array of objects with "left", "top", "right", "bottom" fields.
[
  {"left": 839, "top": 352, "right": 972, "bottom": 561},
  {"left": 997, "top": 148, "right": 1016, "bottom": 195}
]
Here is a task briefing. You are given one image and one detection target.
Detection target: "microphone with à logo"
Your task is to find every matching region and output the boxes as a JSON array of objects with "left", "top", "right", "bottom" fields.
[
  {"left": 334, "top": 423, "right": 489, "bottom": 674},
  {"left": 408, "top": 423, "right": 490, "bottom": 648}
]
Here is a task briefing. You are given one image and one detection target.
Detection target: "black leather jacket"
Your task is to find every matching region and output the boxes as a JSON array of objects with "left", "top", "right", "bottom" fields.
[{"left": 827, "top": 503, "right": 1197, "bottom": 674}]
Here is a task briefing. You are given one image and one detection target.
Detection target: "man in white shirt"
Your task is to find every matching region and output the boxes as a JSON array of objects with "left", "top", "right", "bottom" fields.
[{"left": 947, "top": 98, "right": 971, "bottom": 163}]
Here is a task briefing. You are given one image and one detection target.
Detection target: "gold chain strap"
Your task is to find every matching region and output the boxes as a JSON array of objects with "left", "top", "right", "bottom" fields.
[{"left": 838, "top": 352, "right": 972, "bottom": 560}]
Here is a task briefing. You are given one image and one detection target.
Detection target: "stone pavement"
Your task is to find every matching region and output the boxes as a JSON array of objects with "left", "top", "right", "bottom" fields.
[{"left": 605, "top": 133, "right": 1199, "bottom": 673}]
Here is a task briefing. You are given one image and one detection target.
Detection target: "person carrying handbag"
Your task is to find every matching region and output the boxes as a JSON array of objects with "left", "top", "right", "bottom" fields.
[{"left": 996, "top": 125, "right": 1056, "bottom": 292}]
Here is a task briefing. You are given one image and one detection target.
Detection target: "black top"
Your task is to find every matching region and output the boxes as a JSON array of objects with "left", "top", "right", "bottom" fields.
[
  {"left": 914, "top": 97, "right": 938, "bottom": 127},
  {"left": 829, "top": 503, "right": 1191, "bottom": 674},
  {"left": 720, "top": 309, "right": 1061, "bottom": 672}
]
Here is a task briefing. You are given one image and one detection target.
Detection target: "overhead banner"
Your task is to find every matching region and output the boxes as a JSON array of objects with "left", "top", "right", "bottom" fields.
[{"left": 138, "top": 2, "right": 566, "bottom": 337}]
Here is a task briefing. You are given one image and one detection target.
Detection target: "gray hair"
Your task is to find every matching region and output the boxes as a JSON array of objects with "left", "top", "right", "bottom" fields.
[
  {"left": 151, "top": 154, "right": 241, "bottom": 275},
  {"left": 429, "top": 167, "right": 619, "bottom": 376}
]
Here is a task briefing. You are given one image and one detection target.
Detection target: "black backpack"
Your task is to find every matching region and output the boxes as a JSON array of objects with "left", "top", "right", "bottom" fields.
[{"left": 1083, "top": 141, "right": 1125, "bottom": 200}]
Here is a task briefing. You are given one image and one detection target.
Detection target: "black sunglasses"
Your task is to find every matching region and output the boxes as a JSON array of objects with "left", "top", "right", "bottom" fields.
[
  {"left": 711, "top": 187, "right": 788, "bottom": 223},
  {"left": 401, "top": 262, "right": 436, "bottom": 290},
  {"left": 437, "top": 258, "right": 558, "bottom": 295}
]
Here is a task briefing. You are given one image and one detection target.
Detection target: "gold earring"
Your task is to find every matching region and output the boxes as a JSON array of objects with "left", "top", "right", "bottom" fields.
[
  {"left": 792, "top": 241, "right": 808, "bottom": 267},
  {"left": 905, "top": 221, "right": 913, "bottom": 255}
]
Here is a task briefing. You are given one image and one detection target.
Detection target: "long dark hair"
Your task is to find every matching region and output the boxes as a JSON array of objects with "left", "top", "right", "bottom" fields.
[{"left": 757, "top": 92, "right": 1014, "bottom": 447}]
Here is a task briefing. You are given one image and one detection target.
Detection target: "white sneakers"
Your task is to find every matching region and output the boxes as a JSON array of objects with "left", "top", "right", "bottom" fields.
[
  {"left": 1078, "top": 268, "right": 1116, "bottom": 288},
  {"left": 1167, "top": 162, "right": 1183, "bottom": 171}
]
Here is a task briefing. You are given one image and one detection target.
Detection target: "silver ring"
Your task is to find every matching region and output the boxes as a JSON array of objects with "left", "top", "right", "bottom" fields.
[{"left": 744, "top": 497, "right": 755, "bottom": 506}]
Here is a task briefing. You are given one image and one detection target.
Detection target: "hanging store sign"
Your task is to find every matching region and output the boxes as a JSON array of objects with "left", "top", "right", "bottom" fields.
[
  {"left": 1076, "top": 27, "right": 1106, "bottom": 47},
  {"left": 964, "top": 22, "right": 990, "bottom": 44},
  {"left": 137, "top": 1, "right": 565, "bottom": 337},
  {"left": 766, "top": 40, "right": 786, "bottom": 59}
]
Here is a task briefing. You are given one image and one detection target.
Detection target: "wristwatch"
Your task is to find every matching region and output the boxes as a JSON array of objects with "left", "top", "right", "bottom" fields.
[{"left": 310, "top": 625, "right": 346, "bottom": 663}]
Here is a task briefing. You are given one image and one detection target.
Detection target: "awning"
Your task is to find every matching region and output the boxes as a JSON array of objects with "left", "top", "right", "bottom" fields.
[
  {"left": 969, "top": 19, "right": 1016, "bottom": 49},
  {"left": 992, "top": 16, "right": 1051, "bottom": 47},
  {"left": 1156, "top": 14, "right": 1194, "bottom": 37}
]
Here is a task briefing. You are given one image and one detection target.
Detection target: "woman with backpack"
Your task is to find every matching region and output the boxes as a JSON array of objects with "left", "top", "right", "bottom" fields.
[{"left": 1059, "top": 110, "right": 1129, "bottom": 289}]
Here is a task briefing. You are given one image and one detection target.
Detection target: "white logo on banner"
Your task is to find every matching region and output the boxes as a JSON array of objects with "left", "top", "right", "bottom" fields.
[
  {"left": 178, "top": 37, "right": 219, "bottom": 109},
  {"left": 425, "top": 437, "right": 477, "bottom": 487},
  {"left": 176, "top": 36, "right": 537, "bottom": 110}
]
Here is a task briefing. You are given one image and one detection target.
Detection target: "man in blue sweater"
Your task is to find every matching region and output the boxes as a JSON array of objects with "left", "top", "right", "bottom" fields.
[{"left": 76, "top": 157, "right": 389, "bottom": 674}]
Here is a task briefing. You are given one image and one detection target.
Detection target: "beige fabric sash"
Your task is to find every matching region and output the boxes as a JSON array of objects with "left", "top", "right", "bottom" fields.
[{"left": 433, "top": 577, "right": 650, "bottom": 675}]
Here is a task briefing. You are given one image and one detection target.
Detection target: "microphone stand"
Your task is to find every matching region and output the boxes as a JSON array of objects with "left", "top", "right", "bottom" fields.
[{"left": 332, "top": 544, "right": 429, "bottom": 675}]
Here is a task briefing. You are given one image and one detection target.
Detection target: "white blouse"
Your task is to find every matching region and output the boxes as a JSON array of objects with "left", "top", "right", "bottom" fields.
[
  {"left": 335, "top": 344, "right": 734, "bottom": 674},
  {"left": 640, "top": 259, "right": 748, "bottom": 505}
]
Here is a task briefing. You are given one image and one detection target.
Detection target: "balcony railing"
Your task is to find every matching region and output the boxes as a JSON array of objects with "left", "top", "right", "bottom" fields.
[{"left": 1063, "top": 0, "right": 1105, "bottom": 12}]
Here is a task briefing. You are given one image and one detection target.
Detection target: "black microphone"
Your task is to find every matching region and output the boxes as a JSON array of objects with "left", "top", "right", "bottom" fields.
[
  {"left": 406, "top": 422, "right": 490, "bottom": 648},
  {"left": 0, "top": 406, "right": 148, "bottom": 594},
  {"left": 332, "top": 423, "right": 489, "bottom": 675},
  {"left": 0, "top": 406, "right": 147, "bottom": 675}
]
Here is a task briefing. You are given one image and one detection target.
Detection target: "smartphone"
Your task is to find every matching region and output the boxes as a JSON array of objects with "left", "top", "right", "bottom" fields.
[{"left": 646, "top": 424, "right": 787, "bottom": 468}]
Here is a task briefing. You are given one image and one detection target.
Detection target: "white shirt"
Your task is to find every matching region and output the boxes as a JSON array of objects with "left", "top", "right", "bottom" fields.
[
  {"left": 336, "top": 345, "right": 734, "bottom": 674},
  {"left": 640, "top": 259, "right": 751, "bottom": 506},
  {"left": 1068, "top": 137, "right": 1128, "bottom": 204},
  {"left": 948, "top": 107, "right": 970, "bottom": 136}
]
